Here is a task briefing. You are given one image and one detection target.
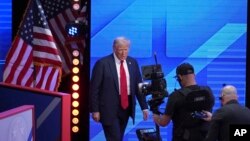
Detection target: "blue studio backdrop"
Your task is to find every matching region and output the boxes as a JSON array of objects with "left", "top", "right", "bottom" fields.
[
  {"left": 0, "top": 0, "right": 11, "bottom": 81},
  {"left": 0, "top": 0, "right": 247, "bottom": 141},
  {"left": 90, "top": 0, "right": 247, "bottom": 141}
]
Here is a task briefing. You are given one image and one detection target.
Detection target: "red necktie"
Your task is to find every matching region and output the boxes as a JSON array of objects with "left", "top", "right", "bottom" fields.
[{"left": 120, "top": 60, "right": 128, "bottom": 109}]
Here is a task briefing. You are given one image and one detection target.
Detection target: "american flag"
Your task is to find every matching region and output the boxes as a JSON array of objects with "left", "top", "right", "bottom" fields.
[
  {"left": 40, "top": 0, "right": 88, "bottom": 75},
  {"left": 3, "top": 0, "right": 62, "bottom": 91}
]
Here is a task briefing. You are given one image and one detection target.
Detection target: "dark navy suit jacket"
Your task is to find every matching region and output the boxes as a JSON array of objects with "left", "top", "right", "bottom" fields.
[
  {"left": 90, "top": 54, "right": 148, "bottom": 125},
  {"left": 204, "top": 100, "right": 250, "bottom": 141}
]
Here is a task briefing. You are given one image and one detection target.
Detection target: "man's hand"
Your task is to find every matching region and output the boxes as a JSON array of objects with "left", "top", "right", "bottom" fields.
[
  {"left": 153, "top": 114, "right": 160, "bottom": 124},
  {"left": 92, "top": 112, "right": 100, "bottom": 122},
  {"left": 142, "top": 109, "right": 149, "bottom": 121},
  {"left": 202, "top": 110, "right": 212, "bottom": 121}
]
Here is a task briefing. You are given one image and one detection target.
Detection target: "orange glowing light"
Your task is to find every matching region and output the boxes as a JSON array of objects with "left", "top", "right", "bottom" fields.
[
  {"left": 72, "top": 92, "right": 79, "bottom": 99},
  {"left": 72, "top": 67, "right": 79, "bottom": 74},
  {"left": 72, "top": 101, "right": 79, "bottom": 107},
  {"left": 72, "top": 126, "right": 79, "bottom": 133},
  {"left": 72, "top": 75, "right": 79, "bottom": 82},
  {"left": 72, "top": 58, "right": 80, "bottom": 65},
  {"left": 72, "top": 84, "right": 79, "bottom": 91},
  {"left": 72, "top": 109, "right": 79, "bottom": 116},
  {"left": 72, "top": 117, "right": 79, "bottom": 124}
]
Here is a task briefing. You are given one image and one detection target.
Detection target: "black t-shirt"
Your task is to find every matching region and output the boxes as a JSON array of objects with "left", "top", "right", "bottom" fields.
[{"left": 164, "top": 85, "right": 215, "bottom": 141}]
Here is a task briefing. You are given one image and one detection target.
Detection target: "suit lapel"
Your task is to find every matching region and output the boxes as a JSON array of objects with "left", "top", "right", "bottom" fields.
[
  {"left": 127, "top": 59, "right": 133, "bottom": 77},
  {"left": 127, "top": 58, "right": 133, "bottom": 91},
  {"left": 108, "top": 55, "right": 119, "bottom": 93}
]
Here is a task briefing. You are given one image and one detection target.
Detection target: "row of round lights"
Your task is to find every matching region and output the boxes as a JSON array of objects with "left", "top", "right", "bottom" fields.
[{"left": 71, "top": 49, "right": 80, "bottom": 133}]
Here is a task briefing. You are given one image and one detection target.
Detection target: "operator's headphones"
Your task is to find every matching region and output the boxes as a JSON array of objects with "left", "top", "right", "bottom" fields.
[{"left": 174, "top": 73, "right": 182, "bottom": 83}]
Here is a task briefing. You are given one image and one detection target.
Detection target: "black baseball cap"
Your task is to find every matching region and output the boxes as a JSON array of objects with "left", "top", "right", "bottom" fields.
[{"left": 175, "top": 63, "right": 194, "bottom": 76}]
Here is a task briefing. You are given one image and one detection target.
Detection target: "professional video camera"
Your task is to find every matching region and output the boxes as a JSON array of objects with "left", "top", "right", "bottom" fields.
[
  {"left": 138, "top": 64, "right": 168, "bottom": 114},
  {"left": 136, "top": 54, "right": 168, "bottom": 141}
]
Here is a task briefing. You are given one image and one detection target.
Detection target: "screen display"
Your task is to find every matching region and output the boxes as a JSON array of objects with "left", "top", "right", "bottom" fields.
[{"left": 90, "top": 0, "right": 247, "bottom": 140}]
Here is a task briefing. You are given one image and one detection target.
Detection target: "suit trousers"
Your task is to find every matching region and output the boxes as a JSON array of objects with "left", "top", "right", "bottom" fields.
[{"left": 102, "top": 95, "right": 132, "bottom": 141}]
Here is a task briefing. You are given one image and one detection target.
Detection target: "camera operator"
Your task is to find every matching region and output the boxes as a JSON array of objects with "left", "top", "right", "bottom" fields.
[{"left": 153, "top": 62, "right": 215, "bottom": 141}]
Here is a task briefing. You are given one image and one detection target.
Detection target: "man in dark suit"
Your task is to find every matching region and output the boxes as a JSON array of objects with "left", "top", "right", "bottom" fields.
[
  {"left": 203, "top": 85, "right": 250, "bottom": 141},
  {"left": 90, "top": 36, "right": 149, "bottom": 141}
]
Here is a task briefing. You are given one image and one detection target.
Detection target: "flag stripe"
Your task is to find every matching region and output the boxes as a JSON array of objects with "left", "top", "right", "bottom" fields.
[
  {"left": 33, "top": 44, "right": 61, "bottom": 56},
  {"left": 5, "top": 37, "right": 21, "bottom": 64},
  {"left": 53, "top": 69, "right": 60, "bottom": 90},
  {"left": 19, "top": 64, "right": 34, "bottom": 86},
  {"left": 34, "top": 66, "right": 59, "bottom": 91},
  {"left": 32, "top": 38, "right": 57, "bottom": 49},
  {"left": 49, "top": 19, "right": 66, "bottom": 45},
  {"left": 25, "top": 69, "right": 34, "bottom": 87},
  {"left": 46, "top": 68, "right": 59, "bottom": 90},
  {"left": 40, "top": 67, "right": 52, "bottom": 90},
  {"left": 16, "top": 52, "right": 33, "bottom": 85},
  {"left": 33, "top": 26, "right": 62, "bottom": 66},
  {"left": 11, "top": 44, "right": 32, "bottom": 85},
  {"left": 49, "top": 18, "right": 71, "bottom": 74},
  {"left": 49, "top": 24, "right": 71, "bottom": 74},
  {"left": 35, "top": 66, "right": 44, "bottom": 89},
  {"left": 54, "top": 45, "right": 70, "bottom": 74},
  {"left": 4, "top": 38, "right": 32, "bottom": 83},
  {"left": 33, "top": 56, "right": 62, "bottom": 66},
  {"left": 33, "top": 26, "right": 53, "bottom": 38}
]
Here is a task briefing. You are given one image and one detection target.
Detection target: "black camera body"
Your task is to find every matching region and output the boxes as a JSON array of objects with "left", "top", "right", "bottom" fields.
[
  {"left": 138, "top": 72, "right": 166, "bottom": 95},
  {"left": 138, "top": 65, "right": 168, "bottom": 114}
]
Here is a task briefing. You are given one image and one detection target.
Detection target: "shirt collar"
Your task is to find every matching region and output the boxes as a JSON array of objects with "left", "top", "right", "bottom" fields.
[{"left": 113, "top": 53, "right": 126, "bottom": 64}]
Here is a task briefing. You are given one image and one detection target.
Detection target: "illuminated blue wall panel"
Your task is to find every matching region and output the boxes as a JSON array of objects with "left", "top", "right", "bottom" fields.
[
  {"left": 91, "top": 0, "right": 247, "bottom": 140},
  {"left": 0, "top": 0, "right": 11, "bottom": 82},
  {"left": 91, "top": 0, "right": 152, "bottom": 57}
]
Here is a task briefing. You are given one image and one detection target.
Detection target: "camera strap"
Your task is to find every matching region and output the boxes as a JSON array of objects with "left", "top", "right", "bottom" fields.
[{"left": 177, "top": 87, "right": 193, "bottom": 96}]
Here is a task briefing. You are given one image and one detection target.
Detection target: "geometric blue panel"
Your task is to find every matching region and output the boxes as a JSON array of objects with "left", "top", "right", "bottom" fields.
[
  {"left": 0, "top": 0, "right": 11, "bottom": 60},
  {"left": 91, "top": 0, "right": 152, "bottom": 57},
  {"left": 0, "top": 0, "right": 11, "bottom": 82},
  {"left": 166, "top": 0, "right": 247, "bottom": 57}
]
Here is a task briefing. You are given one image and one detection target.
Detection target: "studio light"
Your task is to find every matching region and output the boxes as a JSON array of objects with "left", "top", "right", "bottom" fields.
[
  {"left": 65, "top": 20, "right": 85, "bottom": 37},
  {"left": 72, "top": 117, "right": 79, "bottom": 124},
  {"left": 72, "top": 101, "right": 79, "bottom": 107},
  {"left": 72, "top": 75, "right": 79, "bottom": 82},
  {"left": 72, "top": 126, "right": 79, "bottom": 133},
  {"left": 70, "top": 49, "right": 81, "bottom": 134},
  {"left": 72, "top": 58, "right": 80, "bottom": 65},
  {"left": 71, "top": 0, "right": 81, "bottom": 11},
  {"left": 72, "top": 109, "right": 79, "bottom": 116},
  {"left": 72, "top": 67, "right": 79, "bottom": 74},
  {"left": 72, "top": 92, "right": 79, "bottom": 99}
]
